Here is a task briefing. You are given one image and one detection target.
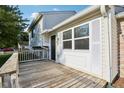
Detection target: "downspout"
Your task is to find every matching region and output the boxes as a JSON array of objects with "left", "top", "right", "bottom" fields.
[
  {"left": 100, "top": 5, "right": 107, "bottom": 17},
  {"left": 100, "top": 5, "right": 113, "bottom": 87}
]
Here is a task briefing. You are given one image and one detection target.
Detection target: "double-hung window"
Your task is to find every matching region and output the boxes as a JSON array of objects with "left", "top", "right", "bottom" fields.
[
  {"left": 74, "top": 24, "right": 89, "bottom": 49},
  {"left": 63, "top": 29, "right": 72, "bottom": 49}
]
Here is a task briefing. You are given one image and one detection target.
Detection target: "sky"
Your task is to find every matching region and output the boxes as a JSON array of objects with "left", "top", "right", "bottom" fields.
[{"left": 18, "top": 5, "right": 89, "bottom": 24}]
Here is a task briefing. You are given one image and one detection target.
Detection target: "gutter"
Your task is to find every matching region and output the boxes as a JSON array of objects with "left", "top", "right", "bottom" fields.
[
  {"left": 27, "top": 14, "right": 43, "bottom": 32},
  {"left": 43, "top": 5, "right": 100, "bottom": 33},
  {"left": 116, "top": 12, "right": 124, "bottom": 19}
]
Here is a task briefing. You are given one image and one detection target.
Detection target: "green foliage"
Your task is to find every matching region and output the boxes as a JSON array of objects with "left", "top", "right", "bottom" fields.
[
  {"left": 0, "top": 5, "right": 29, "bottom": 48},
  {"left": 18, "top": 32, "right": 29, "bottom": 45},
  {"left": 0, "top": 53, "right": 12, "bottom": 67}
]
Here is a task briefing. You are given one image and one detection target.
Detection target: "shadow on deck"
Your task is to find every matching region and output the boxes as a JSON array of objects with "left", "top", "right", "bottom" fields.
[{"left": 19, "top": 60, "right": 107, "bottom": 88}]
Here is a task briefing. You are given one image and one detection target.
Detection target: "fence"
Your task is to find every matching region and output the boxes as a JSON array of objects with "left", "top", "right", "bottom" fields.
[{"left": 18, "top": 49, "right": 49, "bottom": 62}]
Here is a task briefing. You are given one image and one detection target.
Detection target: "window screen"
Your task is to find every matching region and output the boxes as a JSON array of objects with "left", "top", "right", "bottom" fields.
[
  {"left": 75, "top": 38, "right": 89, "bottom": 49},
  {"left": 63, "top": 41, "right": 72, "bottom": 49},
  {"left": 74, "top": 24, "right": 89, "bottom": 38},
  {"left": 63, "top": 30, "right": 72, "bottom": 40}
]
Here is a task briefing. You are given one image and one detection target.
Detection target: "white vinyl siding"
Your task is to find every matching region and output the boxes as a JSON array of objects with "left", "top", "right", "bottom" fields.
[
  {"left": 100, "top": 7, "right": 118, "bottom": 82},
  {"left": 101, "top": 16, "right": 111, "bottom": 82},
  {"left": 109, "top": 7, "right": 118, "bottom": 82},
  {"left": 57, "top": 17, "right": 102, "bottom": 78},
  {"left": 90, "top": 18, "right": 102, "bottom": 77}
]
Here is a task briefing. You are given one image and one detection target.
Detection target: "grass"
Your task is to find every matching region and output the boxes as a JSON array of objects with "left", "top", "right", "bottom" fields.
[{"left": 0, "top": 53, "right": 12, "bottom": 68}]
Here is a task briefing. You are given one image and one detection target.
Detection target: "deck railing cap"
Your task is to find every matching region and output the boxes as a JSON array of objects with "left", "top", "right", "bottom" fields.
[{"left": 0, "top": 53, "right": 18, "bottom": 76}]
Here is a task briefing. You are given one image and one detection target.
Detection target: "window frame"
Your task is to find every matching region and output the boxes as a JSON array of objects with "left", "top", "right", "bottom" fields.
[
  {"left": 74, "top": 24, "right": 89, "bottom": 38},
  {"left": 62, "top": 22, "right": 90, "bottom": 51},
  {"left": 74, "top": 23, "right": 89, "bottom": 50},
  {"left": 61, "top": 18, "right": 102, "bottom": 51},
  {"left": 63, "top": 29, "right": 72, "bottom": 40},
  {"left": 62, "top": 29, "right": 73, "bottom": 49}
]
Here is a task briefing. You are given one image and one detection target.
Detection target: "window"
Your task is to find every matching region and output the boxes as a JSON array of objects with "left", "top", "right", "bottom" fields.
[
  {"left": 63, "top": 41, "right": 72, "bottom": 49},
  {"left": 31, "top": 30, "right": 34, "bottom": 38},
  {"left": 62, "top": 23, "right": 89, "bottom": 50},
  {"left": 75, "top": 38, "right": 89, "bottom": 49},
  {"left": 63, "top": 30, "right": 72, "bottom": 40},
  {"left": 63, "top": 29, "right": 72, "bottom": 49},
  {"left": 74, "top": 24, "right": 89, "bottom": 50},
  {"left": 31, "top": 30, "right": 35, "bottom": 38},
  {"left": 74, "top": 24, "right": 89, "bottom": 38}
]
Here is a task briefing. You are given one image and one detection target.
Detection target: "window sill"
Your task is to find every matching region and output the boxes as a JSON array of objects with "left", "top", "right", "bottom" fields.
[{"left": 63, "top": 49, "right": 90, "bottom": 53}]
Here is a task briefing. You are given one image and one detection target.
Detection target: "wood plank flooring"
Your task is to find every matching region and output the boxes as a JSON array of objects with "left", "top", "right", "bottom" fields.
[{"left": 19, "top": 60, "right": 107, "bottom": 88}]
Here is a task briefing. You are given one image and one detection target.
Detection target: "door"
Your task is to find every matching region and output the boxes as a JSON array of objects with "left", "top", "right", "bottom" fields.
[{"left": 51, "top": 35, "right": 56, "bottom": 60}]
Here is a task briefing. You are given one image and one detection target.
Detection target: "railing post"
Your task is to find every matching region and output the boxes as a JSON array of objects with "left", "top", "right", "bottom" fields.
[
  {"left": 47, "top": 49, "right": 49, "bottom": 59},
  {"left": 2, "top": 74, "right": 11, "bottom": 88},
  {"left": 43, "top": 49, "right": 44, "bottom": 59},
  {"left": 0, "top": 53, "right": 19, "bottom": 88},
  {"left": 0, "top": 76, "right": 2, "bottom": 88},
  {"left": 11, "top": 73, "right": 17, "bottom": 88}
]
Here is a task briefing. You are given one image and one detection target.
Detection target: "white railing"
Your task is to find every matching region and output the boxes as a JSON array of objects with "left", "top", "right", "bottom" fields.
[{"left": 18, "top": 49, "right": 49, "bottom": 62}]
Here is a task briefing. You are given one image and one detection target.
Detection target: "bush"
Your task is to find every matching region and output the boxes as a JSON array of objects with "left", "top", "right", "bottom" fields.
[{"left": 0, "top": 53, "right": 12, "bottom": 67}]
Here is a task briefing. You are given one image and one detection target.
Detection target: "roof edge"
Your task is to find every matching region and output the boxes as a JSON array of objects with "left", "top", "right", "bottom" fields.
[
  {"left": 116, "top": 12, "right": 124, "bottom": 19},
  {"left": 47, "top": 5, "right": 100, "bottom": 33},
  {"left": 27, "top": 14, "right": 42, "bottom": 32}
]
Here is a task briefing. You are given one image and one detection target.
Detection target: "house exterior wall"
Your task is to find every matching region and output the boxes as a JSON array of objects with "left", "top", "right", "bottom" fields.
[
  {"left": 100, "top": 6, "right": 118, "bottom": 82},
  {"left": 48, "top": 7, "right": 119, "bottom": 82},
  {"left": 117, "top": 18, "right": 124, "bottom": 78},
  {"left": 29, "top": 18, "right": 43, "bottom": 48},
  {"left": 101, "top": 15, "right": 111, "bottom": 82},
  {"left": 29, "top": 12, "right": 76, "bottom": 49},
  {"left": 55, "top": 17, "right": 102, "bottom": 78},
  {"left": 48, "top": 10, "right": 105, "bottom": 79},
  {"left": 28, "top": 6, "right": 120, "bottom": 82},
  {"left": 109, "top": 6, "right": 118, "bottom": 82}
]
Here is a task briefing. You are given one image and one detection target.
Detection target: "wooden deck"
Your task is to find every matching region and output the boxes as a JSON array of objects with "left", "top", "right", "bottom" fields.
[{"left": 19, "top": 60, "right": 107, "bottom": 88}]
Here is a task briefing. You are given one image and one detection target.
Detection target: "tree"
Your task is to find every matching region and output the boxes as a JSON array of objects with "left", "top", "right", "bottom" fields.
[
  {"left": 0, "top": 5, "right": 29, "bottom": 48},
  {"left": 18, "top": 31, "right": 29, "bottom": 45}
]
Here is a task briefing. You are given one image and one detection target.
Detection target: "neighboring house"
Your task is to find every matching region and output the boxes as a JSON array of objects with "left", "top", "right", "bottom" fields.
[
  {"left": 28, "top": 11, "right": 76, "bottom": 50},
  {"left": 27, "top": 5, "right": 124, "bottom": 84}
]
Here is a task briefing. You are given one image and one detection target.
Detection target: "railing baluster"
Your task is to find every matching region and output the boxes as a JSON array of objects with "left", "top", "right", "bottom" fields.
[
  {"left": 24, "top": 51, "right": 25, "bottom": 62},
  {"left": 23, "top": 51, "right": 24, "bottom": 62},
  {"left": 25, "top": 51, "right": 26, "bottom": 61},
  {"left": 26, "top": 51, "right": 27, "bottom": 61},
  {"left": 41, "top": 50, "right": 43, "bottom": 59},
  {"left": 18, "top": 48, "right": 48, "bottom": 62},
  {"left": 32, "top": 50, "right": 34, "bottom": 60},
  {"left": 22, "top": 51, "right": 23, "bottom": 62},
  {"left": 37, "top": 50, "right": 39, "bottom": 60},
  {"left": 27, "top": 51, "right": 29, "bottom": 60},
  {"left": 38, "top": 50, "right": 39, "bottom": 60},
  {"left": 33, "top": 50, "right": 35, "bottom": 61},
  {"left": 20, "top": 52, "right": 21, "bottom": 62}
]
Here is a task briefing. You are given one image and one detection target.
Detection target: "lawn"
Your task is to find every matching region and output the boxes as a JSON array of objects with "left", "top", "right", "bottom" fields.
[{"left": 0, "top": 53, "right": 12, "bottom": 68}]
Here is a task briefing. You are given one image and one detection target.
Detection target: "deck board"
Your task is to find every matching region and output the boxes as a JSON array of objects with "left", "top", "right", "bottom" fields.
[{"left": 19, "top": 61, "right": 107, "bottom": 88}]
